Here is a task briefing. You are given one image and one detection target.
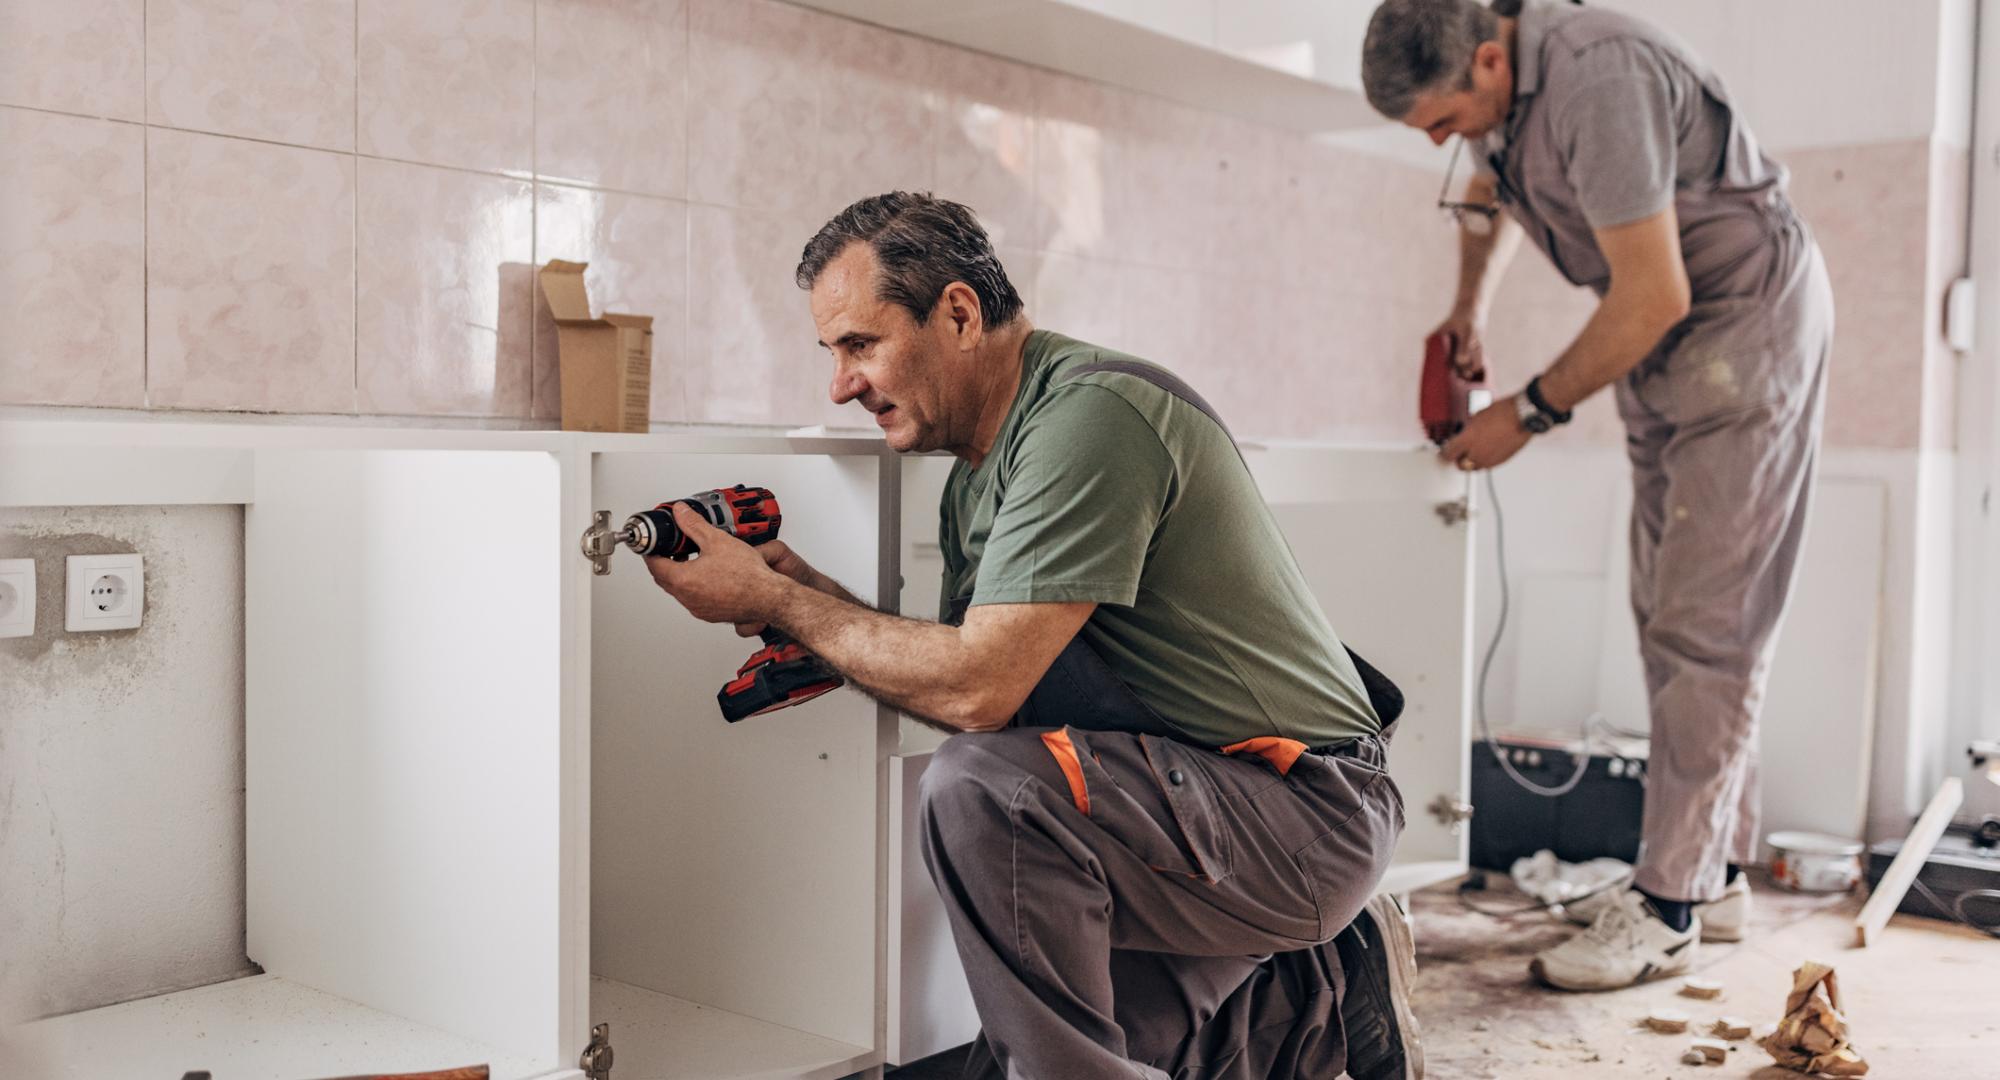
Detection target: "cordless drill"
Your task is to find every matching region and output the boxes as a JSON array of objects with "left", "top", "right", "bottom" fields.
[
  {"left": 606, "top": 485, "right": 845, "bottom": 723},
  {"left": 1420, "top": 329, "right": 1490, "bottom": 445}
]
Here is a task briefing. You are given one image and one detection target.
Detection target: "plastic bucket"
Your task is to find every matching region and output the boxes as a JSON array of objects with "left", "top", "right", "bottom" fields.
[{"left": 1767, "top": 831, "right": 1864, "bottom": 893}]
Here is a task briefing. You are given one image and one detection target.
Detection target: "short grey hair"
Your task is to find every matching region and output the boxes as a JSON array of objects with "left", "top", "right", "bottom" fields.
[
  {"left": 1361, "top": 0, "right": 1503, "bottom": 121},
  {"left": 795, "top": 192, "right": 1024, "bottom": 329}
]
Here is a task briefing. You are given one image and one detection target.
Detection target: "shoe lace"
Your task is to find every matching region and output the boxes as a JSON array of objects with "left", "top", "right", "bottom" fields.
[{"left": 1579, "top": 897, "right": 1646, "bottom": 951}]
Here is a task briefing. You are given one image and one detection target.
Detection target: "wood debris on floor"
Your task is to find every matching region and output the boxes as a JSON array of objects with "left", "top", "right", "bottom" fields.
[{"left": 1408, "top": 870, "right": 1996, "bottom": 1078}]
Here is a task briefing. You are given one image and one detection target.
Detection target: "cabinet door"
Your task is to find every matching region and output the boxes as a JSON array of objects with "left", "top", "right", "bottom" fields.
[
  {"left": 1247, "top": 447, "right": 1475, "bottom": 894},
  {"left": 583, "top": 447, "right": 888, "bottom": 1074},
  {"left": 247, "top": 448, "right": 569, "bottom": 1070}
]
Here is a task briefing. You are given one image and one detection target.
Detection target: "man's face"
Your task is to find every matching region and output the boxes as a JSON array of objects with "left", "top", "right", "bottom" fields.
[
  {"left": 1401, "top": 40, "right": 1513, "bottom": 144},
  {"left": 810, "top": 243, "right": 962, "bottom": 453}
]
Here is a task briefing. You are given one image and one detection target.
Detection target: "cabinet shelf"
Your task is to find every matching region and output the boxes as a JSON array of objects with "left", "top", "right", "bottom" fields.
[
  {"left": 591, "top": 977, "right": 874, "bottom": 1080},
  {"left": 2, "top": 975, "right": 548, "bottom": 1080}
]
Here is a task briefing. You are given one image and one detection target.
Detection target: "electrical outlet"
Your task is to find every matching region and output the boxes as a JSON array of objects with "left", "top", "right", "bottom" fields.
[
  {"left": 66, "top": 554, "right": 143, "bottom": 632},
  {"left": 0, "top": 559, "right": 34, "bottom": 638}
]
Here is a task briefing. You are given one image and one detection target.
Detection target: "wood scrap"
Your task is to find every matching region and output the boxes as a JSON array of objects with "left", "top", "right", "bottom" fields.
[
  {"left": 1681, "top": 1049, "right": 1708, "bottom": 1065},
  {"left": 1680, "top": 976, "right": 1724, "bottom": 1000},
  {"left": 1711, "top": 1016, "right": 1753, "bottom": 1040},
  {"left": 1855, "top": 777, "right": 1962, "bottom": 946},
  {"left": 1690, "top": 1036, "right": 1729, "bottom": 1062},
  {"left": 1646, "top": 1009, "right": 1690, "bottom": 1033},
  {"left": 1760, "top": 961, "right": 1869, "bottom": 1076}
]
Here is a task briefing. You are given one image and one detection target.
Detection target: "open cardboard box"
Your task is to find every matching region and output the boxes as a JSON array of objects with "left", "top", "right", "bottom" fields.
[{"left": 538, "top": 260, "right": 654, "bottom": 433}]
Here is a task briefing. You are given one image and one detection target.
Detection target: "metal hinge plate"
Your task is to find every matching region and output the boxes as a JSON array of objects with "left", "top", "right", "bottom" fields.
[{"left": 580, "top": 1022, "right": 614, "bottom": 1079}]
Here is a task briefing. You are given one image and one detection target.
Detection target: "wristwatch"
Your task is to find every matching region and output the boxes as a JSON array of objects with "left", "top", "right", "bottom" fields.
[{"left": 1516, "top": 376, "right": 1573, "bottom": 434}]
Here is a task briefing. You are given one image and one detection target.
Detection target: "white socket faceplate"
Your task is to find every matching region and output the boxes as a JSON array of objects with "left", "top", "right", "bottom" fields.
[
  {"left": 0, "top": 559, "right": 34, "bottom": 638},
  {"left": 66, "top": 553, "right": 143, "bottom": 632}
]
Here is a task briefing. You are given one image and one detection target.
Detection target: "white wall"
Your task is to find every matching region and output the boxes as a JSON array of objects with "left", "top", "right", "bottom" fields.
[{"left": 0, "top": 505, "right": 254, "bottom": 1022}]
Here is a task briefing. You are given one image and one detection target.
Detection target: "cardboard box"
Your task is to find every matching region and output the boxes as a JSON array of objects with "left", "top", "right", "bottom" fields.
[{"left": 538, "top": 260, "right": 654, "bottom": 433}]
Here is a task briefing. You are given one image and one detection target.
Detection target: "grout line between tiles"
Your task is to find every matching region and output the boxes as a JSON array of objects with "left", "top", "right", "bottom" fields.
[
  {"left": 141, "top": 0, "right": 150, "bottom": 408},
  {"left": 352, "top": 0, "right": 360, "bottom": 413}
]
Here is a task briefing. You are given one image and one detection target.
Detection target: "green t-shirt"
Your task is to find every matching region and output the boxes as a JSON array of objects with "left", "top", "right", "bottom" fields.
[{"left": 938, "top": 330, "right": 1381, "bottom": 748}]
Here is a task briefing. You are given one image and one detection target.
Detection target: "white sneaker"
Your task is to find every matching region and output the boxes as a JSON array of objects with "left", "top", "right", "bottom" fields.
[
  {"left": 1530, "top": 889, "right": 1699, "bottom": 992},
  {"left": 1694, "top": 873, "right": 1752, "bottom": 943},
  {"left": 1556, "top": 868, "right": 1636, "bottom": 927}
]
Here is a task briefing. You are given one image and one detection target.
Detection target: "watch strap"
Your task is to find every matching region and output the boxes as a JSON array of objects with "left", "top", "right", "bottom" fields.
[{"left": 1524, "top": 376, "right": 1572, "bottom": 424}]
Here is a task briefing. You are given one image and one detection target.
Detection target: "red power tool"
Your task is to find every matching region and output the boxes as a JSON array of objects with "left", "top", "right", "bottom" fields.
[
  {"left": 614, "top": 485, "right": 845, "bottom": 723},
  {"left": 1420, "top": 329, "right": 1489, "bottom": 446}
]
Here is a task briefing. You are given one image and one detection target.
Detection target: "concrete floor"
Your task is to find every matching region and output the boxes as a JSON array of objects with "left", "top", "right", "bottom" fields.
[
  {"left": 888, "top": 871, "right": 1998, "bottom": 1078},
  {"left": 1410, "top": 870, "right": 1998, "bottom": 1078}
]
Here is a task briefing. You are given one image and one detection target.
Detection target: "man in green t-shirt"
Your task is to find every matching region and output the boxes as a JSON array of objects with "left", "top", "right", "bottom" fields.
[{"left": 648, "top": 192, "right": 1419, "bottom": 1080}]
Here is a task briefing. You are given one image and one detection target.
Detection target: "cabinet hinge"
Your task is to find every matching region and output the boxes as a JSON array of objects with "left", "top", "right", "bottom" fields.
[
  {"left": 1428, "top": 793, "right": 1475, "bottom": 832},
  {"left": 579, "top": 1022, "right": 614, "bottom": 1080},
  {"left": 1434, "top": 498, "right": 1470, "bottom": 527}
]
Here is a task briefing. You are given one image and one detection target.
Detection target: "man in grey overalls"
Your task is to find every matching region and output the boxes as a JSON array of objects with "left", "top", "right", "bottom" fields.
[
  {"left": 647, "top": 192, "right": 1425, "bottom": 1077},
  {"left": 1363, "top": 0, "right": 1833, "bottom": 990}
]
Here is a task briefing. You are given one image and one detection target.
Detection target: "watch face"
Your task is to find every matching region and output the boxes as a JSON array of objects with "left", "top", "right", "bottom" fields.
[{"left": 1523, "top": 412, "right": 1552, "bottom": 434}]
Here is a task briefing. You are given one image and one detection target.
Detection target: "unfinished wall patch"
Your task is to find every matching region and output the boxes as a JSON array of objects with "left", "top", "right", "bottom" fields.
[{"left": 0, "top": 505, "right": 254, "bottom": 1022}]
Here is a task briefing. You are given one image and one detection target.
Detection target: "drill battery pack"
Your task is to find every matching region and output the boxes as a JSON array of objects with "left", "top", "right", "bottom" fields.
[{"left": 719, "top": 631, "right": 844, "bottom": 723}]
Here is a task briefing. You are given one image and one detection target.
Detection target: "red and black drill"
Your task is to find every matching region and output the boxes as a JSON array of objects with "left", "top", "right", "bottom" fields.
[
  {"left": 603, "top": 485, "right": 845, "bottom": 723},
  {"left": 1419, "top": 329, "right": 1491, "bottom": 445}
]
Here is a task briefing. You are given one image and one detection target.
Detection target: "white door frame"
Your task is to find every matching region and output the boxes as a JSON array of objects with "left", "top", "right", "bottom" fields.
[{"left": 1951, "top": 0, "right": 2000, "bottom": 822}]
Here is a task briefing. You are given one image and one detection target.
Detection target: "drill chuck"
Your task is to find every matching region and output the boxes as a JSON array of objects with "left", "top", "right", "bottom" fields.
[{"left": 618, "top": 484, "right": 781, "bottom": 560}]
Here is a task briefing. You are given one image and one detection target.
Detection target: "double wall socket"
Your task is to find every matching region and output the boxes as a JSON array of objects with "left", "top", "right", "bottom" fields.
[
  {"left": 0, "top": 559, "right": 33, "bottom": 638},
  {"left": 66, "top": 554, "right": 143, "bottom": 632}
]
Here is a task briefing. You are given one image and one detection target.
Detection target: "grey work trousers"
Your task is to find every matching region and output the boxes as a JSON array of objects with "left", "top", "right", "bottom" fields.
[
  {"left": 1616, "top": 221, "right": 1834, "bottom": 903},
  {"left": 919, "top": 725, "right": 1403, "bottom": 1079}
]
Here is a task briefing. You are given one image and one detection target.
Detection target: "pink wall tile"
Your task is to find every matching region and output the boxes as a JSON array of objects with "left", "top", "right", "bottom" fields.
[
  {"left": 533, "top": 184, "right": 689, "bottom": 423},
  {"left": 0, "top": 108, "right": 145, "bottom": 407},
  {"left": 1116, "top": 263, "right": 1213, "bottom": 377},
  {"left": 147, "top": 0, "right": 355, "bottom": 151},
  {"left": 936, "top": 50, "right": 1038, "bottom": 250},
  {"left": 685, "top": 203, "right": 825, "bottom": 428},
  {"left": 687, "top": 0, "right": 819, "bottom": 216},
  {"left": 146, "top": 128, "right": 355, "bottom": 412},
  {"left": 1102, "top": 96, "right": 1221, "bottom": 271},
  {"left": 815, "top": 16, "right": 940, "bottom": 223},
  {"left": 356, "top": 158, "right": 532, "bottom": 417},
  {"left": 996, "top": 245, "right": 1038, "bottom": 325},
  {"left": 1032, "top": 73, "right": 1124, "bottom": 258},
  {"left": 1821, "top": 287, "right": 1928, "bottom": 450},
  {"left": 1204, "top": 119, "right": 1287, "bottom": 282},
  {"left": 1033, "top": 77, "right": 1222, "bottom": 269},
  {"left": 358, "top": 0, "right": 532, "bottom": 176},
  {"left": 1031, "top": 252, "right": 1127, "bottom": 348},
  {"left": 0, "top": 0, "right": 144, "bottom": 120},
  {"left": 536, "top": 0, "right": 688, "bottom": 197},
  {"left": 1786, "top": 139, "right": 1930, "bottom": 315}
]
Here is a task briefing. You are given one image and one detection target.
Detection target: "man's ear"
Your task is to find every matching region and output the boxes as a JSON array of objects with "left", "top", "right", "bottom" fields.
[
  {"left": 941, "top": 282, "right": 984, "bottom": 346},
  {"left": 1474, "top": 39, "right": 1506, "bottom": 77}
]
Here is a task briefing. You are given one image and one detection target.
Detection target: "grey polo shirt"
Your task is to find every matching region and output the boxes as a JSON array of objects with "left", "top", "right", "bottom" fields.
[{"left": 1476, "top": 3, "right": 1800, "bottom": 300}]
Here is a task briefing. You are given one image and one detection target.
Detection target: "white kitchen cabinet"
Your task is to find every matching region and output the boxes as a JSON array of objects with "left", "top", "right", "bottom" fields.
[
  {"left": 1, "top": 421, "right": 1474, "bottom": 1077},
  {"left": 0, "top": 420, "right": 896, "bottom": 1080},
  {"left": 784, "top": 0, "right": 1382, "bottom": 135},
  {"left": 883, "top": 443, "right": 1477, "bottom": 1064}
]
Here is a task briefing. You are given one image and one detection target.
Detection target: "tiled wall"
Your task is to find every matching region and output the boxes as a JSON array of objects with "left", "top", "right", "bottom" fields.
[{"left": 0, "top": 0, "right": 1956, "bottom": 451}]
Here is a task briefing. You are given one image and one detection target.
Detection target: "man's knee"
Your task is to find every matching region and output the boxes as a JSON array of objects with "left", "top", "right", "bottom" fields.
[
  {"left": 919, "top": 733, "right": 1011, "bottom": 829},
  {"left": 919, "top": 730, "right": 1065, "bottom": 833}
]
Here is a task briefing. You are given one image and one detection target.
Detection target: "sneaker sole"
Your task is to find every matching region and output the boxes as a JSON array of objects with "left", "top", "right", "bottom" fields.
[
  {"left": 1528, "top": 952, "right": 1688, "bottom": 996},
  {"left": 1364, "top": 893, "right": 1426, "bottom": 1080}
]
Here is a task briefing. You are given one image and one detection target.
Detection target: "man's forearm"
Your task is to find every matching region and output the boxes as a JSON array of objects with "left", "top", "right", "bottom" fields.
[
  {"left": 763, "top": 579, "right": 994, "bottom": 731},
  {"left": 1537, "top": 285, "right": 1686, "bottom": 412}
]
